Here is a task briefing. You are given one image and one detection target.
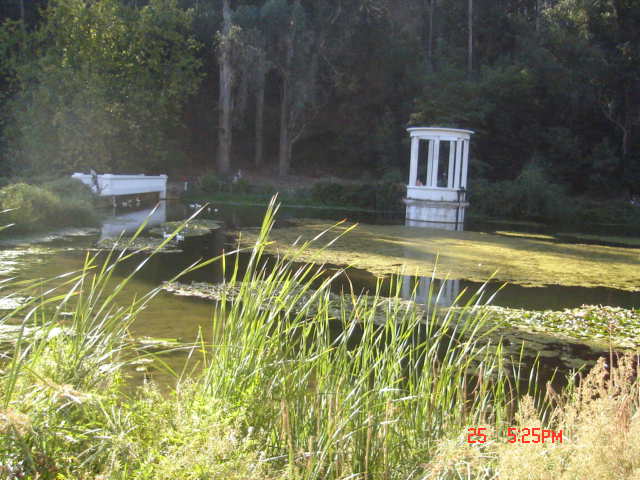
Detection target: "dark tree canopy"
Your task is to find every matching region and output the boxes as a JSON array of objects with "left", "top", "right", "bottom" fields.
[{"left": 0, "top": 0, "right": 638, "bottom": 196}]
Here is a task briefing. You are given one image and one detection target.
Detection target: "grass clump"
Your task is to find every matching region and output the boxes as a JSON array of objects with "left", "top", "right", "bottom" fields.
[{"left": 0, "top": 180, "right": 99, "bottom": 233}]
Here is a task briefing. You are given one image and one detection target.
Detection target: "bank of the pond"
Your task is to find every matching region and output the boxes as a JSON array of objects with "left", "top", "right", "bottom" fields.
[
  {"left": 234, "top": 219, "right": 640, "bottom": 292},
  {"left": 0, "top": 180, "right": 100, "bottom": 233},
  {"left": 183, "top": 174, "right": 640, "bottom": 231}
]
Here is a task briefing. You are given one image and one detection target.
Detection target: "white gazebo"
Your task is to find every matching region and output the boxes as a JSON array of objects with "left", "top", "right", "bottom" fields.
[{"left": 404, "top": 127, "right": 473, "bottom": 230}]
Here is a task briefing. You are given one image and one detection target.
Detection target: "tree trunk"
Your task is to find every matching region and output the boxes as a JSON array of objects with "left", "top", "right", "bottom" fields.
[
  {"left": 278, "top": 15, "right": 296, "bottom": 177},
  {"left": 254, "top": 69, "right": 265, "bottom": 168},
  {"left": 426, "top": 0, "right": 434, "bottom": 72},
  {"left": 217, "top": 0, "right": 233, "bottom": 174},
  {"left": 467, "top": 0, "right": 473, "bottom": 75},
  {"left": 278, "top": 77, "right": 290, "bottom": 176}
]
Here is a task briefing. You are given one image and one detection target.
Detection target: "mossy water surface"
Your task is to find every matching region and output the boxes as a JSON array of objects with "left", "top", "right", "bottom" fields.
[{"left": 236, "top": 220, "right": 640, "bottom": 291}]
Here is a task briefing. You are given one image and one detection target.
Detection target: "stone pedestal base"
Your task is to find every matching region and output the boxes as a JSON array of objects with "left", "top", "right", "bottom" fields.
[{"left": 404, "top": 198, "right": 468, "bottom": 231}]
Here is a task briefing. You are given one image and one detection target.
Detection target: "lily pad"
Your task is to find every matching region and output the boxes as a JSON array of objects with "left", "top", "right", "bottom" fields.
[
  {"left": 149, "top": 219, "right": 222, "bottom": 238},
  {"left": 96, "top": 236, "right": 182, "bottom": 253},
  {"left": 479, "top": 305, "right": 640, "bottom": 349}
]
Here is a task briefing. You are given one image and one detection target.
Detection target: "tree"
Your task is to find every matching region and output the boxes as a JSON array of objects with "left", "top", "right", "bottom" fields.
[
  {"left": 216, "top": 0, "right": 233, "bottom": 174},
  {"left": 549, "top": 0, "right": 640, "bottom": 189},
  {"left": 467, "top": 0, "right": 473, "bottom": 74},
  {"left": 262, "top": 0, "right": 341, "bottom": 176},
  {"left": 3, "top": 0, "right": 202, "bottom": 174}
]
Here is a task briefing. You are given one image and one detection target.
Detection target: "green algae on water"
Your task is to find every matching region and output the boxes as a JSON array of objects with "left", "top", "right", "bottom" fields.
[
  {"left": 236, "top": 220, "right": 640, "bottom": 291},
  {"left": 149, "top": 219, "right": 222, "bottom": 238},
  {"left": 96, "top": 236, "right": 183, "bottom": 253}
]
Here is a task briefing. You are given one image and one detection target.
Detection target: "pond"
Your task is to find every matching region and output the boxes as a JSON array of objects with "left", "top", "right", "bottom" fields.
[{"left": 2, "top": 201, "right": 639, "bottom": 385}]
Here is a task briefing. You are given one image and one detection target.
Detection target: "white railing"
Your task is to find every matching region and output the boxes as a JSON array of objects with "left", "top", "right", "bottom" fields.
[{"left": 71, "top": 173, "right": 167, "bottom": 199}]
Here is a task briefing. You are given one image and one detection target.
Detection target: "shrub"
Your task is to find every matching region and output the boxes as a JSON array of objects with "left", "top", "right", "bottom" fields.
[
  {"left": 0, "top": 183, "right": 64, "bottom": 232},
  {"left": 200, "top": 172, "right": 220, "bottom": 193},
  {"left": 41, "top": 177, "right": 95, "bottom": 202},
  {"left": 379, "top": 169, "right": 405, "bottom": 184},
  {"left": 0, "top": 182, "right": 98, "bottom": 232},
  {"left": 232, "top": 178, "right": 250, "bottom": 194},
  {"left": 469, "top": 163, "right": 575, "bottom": 222},
  {"left": 375, "top": 181, "right": 406, "bottom": 210},
  {"left": 310, "top": 182, "right": 346, "bottom": 205},
  {"left": 310, "top": 181, "right": 405, "bottom": 210}
]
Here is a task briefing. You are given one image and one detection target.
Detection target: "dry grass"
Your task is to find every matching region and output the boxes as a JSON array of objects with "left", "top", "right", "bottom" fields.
[{"left": 424, "top": 353, "right": 640, "bottom": 480}]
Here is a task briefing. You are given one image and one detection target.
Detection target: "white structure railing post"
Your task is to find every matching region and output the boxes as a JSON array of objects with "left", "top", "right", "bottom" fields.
[
  {"left": 430, "top": 138, "right": 440, "bottom": 187},
  {"left": 453, "top": 139, "right": 463, "bottom": 189},
  {"left": 409, "top": 136, "right": 419, "bottom": 186},
  {"left": 460, "top": 140, "right": 470, "bottom": 189},
  {"left": 447, "top": 140, "right": 456, "bottom": 188}
]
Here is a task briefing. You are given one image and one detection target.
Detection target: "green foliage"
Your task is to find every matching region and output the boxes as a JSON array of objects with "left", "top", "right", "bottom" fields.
[
  {"left": 0, "top": 182, "right": 98, "bottom": 232},
  {"left": 310, "top": 181, "right": 405, "bottom": 211},
  {"left": 1, "top": 0, "right": 639, "bottom": 206},
  {"left": 200, "top": 172, "right": 221, "bottom": 193},
  {"left": 2, "top": 0, "right": 202, "bottom": 175},
  {"left": 41, "top": 177, "right": 94, "bottom": 201},
  {"left": 233, "top": 177, "right": 250, "bottom": 194},
  {"left": 470, "top": 163, "right": 574, "bottom": 222},
  {"left": 0, "top": 183, "right": 63, "bottom": 231}
]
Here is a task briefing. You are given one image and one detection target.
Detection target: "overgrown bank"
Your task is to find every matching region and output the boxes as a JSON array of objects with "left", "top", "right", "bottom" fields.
[
  {"left": 0, "top": 179, "right": 99, "bottom": 233},
  {"left": 2, "top": 205, "right": 640, "bottom": 479},
  {"left": 184, "top": 166, "right": 640, "bottom": 228}
]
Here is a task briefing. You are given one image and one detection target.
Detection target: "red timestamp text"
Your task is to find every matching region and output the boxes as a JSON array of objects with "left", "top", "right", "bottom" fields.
[{"left": 466, "top": 427, "right": 563, "bottom": 444}]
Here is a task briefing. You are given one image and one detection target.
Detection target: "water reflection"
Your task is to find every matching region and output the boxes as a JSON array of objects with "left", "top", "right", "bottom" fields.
[
  {"left": 402, "top": 211, "right": 465, "bottom": 306},
  {"left": 100, "top": 202, "right": 167, "bottom": 240},
  {"left": 401, "top": 276, "right": 462, "bottom": 307}
]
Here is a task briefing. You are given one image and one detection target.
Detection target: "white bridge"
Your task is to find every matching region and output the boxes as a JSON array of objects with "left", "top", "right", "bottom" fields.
[{"left": 71, "top": 173, "right": 167, "bottom": 201}]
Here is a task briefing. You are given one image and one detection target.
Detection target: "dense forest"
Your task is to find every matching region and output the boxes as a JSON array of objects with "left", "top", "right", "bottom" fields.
[{"left": 0, "top": 0, "right": 638, "bottom": 199}]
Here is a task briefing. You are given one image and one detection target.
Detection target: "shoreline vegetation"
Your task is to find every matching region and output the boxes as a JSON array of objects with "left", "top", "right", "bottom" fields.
[
  {"left": 182, "top": 172, "right": 640, "bottom": 230},
  {"left": 2, "top": 203, "right": 640, "bottom": 479},
  {"left": 0, "top": 179, "right": 100, "bottom": 233},
  {"left": 1, "top": 173, "right": 639, "bottom": 234}
]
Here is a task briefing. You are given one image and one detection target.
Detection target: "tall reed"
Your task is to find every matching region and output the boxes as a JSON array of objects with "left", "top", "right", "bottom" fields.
[{"left": 197, "top": 199, "right": 515, "bottom": 479}]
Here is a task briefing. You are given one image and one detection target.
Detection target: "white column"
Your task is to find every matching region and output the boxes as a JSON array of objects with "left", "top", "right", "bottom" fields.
[
  {"left": 430, "top": 138, "right": 440, "bottom": 187},
  {"left": 447, "top": 140, "right": 456, "bottom": 188},
  {"left": 460, "top": 140, "right": 470, "bottom": 189},
  {"left": 426, "top": 140, "right": 433, "bottom": 186},
  {"left": 408, "top": 136, "right": 419, "bottom": 186},
  {"left": 453, "top": 139, "right": 463, "bottom": 189}
]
